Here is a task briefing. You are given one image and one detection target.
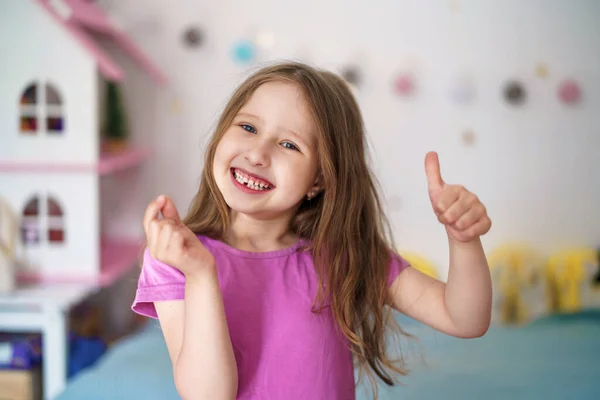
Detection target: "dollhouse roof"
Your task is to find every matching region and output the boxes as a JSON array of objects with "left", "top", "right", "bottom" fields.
[{"left": 36, "top": 0, "right": 167, "bottom": 85}]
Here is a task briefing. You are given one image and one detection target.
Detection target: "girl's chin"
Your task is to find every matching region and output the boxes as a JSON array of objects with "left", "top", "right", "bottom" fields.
[{"left": 226, "top": 203, "right": 298, "bottom": 221}]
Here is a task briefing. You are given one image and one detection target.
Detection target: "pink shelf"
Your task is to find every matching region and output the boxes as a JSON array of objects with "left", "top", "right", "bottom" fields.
[
  {"left": 16, "top": 238, "right": 145, "bottom": 287},
  {"left": 0, "top": 146, "right": 153, "bottom": 175},
  {"left": 97, "top": 238, "right": 145, "bottom": 286},
  {"left": 97, "top": 147, "right": 153, "bottom": 175}
]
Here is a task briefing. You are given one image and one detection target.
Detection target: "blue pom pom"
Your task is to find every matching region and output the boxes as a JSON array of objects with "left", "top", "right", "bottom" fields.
[{"left": 232, "top": 40, "right": 256, "bottom": 64}]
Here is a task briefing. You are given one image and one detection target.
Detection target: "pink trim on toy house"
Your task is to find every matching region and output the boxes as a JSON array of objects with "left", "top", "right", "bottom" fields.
[
  {"left": 17, "top": 238, "right": 145, "bottom": 287},
  {"left": 0, "top": 147, "right": 154, "bottom": 174},
  {"left": 37, "top": 0, "right": 167, "bottom": 85}
]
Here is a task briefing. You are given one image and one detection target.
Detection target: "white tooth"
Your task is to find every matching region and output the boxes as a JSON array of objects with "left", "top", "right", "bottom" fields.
[
  {"left": 248, "top": 179, "right": 254, "bottom": 186},
  {"left": 259, "top": 183, "right": 265, "bottom": 188}
]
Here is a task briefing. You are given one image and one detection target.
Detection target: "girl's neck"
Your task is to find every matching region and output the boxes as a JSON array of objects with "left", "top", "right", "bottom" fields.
[{"left": 223, "top": 211, "right": 298, "bottom": 252}]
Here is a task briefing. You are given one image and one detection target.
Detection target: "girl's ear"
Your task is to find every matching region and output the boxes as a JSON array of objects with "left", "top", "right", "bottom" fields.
[{"left": 306, "top": 175, "right": 324, "bottom": 200}]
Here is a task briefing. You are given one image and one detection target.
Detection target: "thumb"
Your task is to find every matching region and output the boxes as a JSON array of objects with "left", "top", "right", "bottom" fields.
[
  {"left": 424, "top": 151, "right": 444, "bottom": 192},
  {"left": 158, "top": 195, "right": 182, "bottom": 223}
]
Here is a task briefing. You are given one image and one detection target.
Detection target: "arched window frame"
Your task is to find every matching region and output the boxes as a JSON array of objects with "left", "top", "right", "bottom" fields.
[
  {"left": 21, "top": 194, "right": 66, "bottom": 246},
  {"left": 19, "top": 81, "right": 65, "bottom": 135}
]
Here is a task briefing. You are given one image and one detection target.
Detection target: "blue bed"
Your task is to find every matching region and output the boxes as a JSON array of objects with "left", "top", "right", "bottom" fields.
[{"left": 57, "top": 311, "right": 600, "bottom": 399}]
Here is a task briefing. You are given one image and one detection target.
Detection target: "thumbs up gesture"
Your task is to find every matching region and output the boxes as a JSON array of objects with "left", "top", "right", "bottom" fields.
[
  {"left": 143, "top": 195, "right": 215, "bottom": 277},
  {"left": 425, "top": 152, "right": 491, "bottom": 243}
]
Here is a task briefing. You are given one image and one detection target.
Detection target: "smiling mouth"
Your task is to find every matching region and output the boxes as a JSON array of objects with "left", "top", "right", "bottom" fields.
[{"left": 230, "top": 168, "right": 275, "bottom": 191}]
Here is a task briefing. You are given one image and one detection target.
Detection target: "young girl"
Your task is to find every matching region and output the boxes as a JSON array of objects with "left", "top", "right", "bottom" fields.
[{"left": 132, "top": 62, "right": 492, "bottom": 400}]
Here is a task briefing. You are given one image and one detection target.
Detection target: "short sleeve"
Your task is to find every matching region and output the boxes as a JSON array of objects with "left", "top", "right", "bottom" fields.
[
  {"left": 131, "top": 247, "right": 186, "bottom": 319},
  {"left": 387, "top": 251, "right": 410, "bottom": 287}
]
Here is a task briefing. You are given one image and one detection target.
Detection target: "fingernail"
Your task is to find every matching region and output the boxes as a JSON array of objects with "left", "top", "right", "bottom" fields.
[{"left": 156, "top": 195, "right": 165, "bottom": 203}]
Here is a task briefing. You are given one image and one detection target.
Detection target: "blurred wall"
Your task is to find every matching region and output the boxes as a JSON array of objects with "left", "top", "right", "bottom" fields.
[{"left": 102, "top": 0, "right": 600, "bottom": 278}]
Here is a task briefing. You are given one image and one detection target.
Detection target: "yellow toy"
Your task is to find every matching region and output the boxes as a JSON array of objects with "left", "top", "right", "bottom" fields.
[
  {"left": 396, "top": 251, "right": 439, "bottom": 279},
  {"left": 546, "top": 248, "right": 600, "bottom": 313},
  {"left": 487, "top": 244, "right": 548, "bottom": 325}
]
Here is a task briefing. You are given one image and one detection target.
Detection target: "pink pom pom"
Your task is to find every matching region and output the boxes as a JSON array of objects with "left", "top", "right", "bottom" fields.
[
  {"left": 558, "top": 79, "right": 581, "bottom": 104},
  {"left": 394, "top": 74, "right": 414, "bottom": 96}
]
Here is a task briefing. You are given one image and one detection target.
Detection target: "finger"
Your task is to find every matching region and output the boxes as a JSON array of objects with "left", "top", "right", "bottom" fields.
[
  {"left": 464, "top": 217, "right": 491, "bottom": 238},
  {"left": 433, "top": 186, "right": 461, "bottom": 214},
  {"left": 157, "top": 221, "right": 177, "bottom": 261},
  {"left": 425, "top": 151, "right": 444, "bottom": 192},
  {"left": 147, "top": 219, "right": 161, "bottom": 258},
  {"left": 143, "top": 196, "right": 166, "bottom": 235},
  {"left": 170, "top": 230, "right": 185, "bottom": 264},
  {"left": 452, "top": 203, "right": 486, "bottom": 230},
  {"left": 445, "top": 225, "right": 465, "bottom": 241},
  {"left": 160, "top": 196, "right": 182, "bottom": 224},
  {"left": 439, "top": 194, "right": 475, "bottom": 225},
  {"left": 165, "top": 225, "right": 188, "bottom": 270},
  {"left": 148, "top": 219, "right": 176, "bottom": 259}
]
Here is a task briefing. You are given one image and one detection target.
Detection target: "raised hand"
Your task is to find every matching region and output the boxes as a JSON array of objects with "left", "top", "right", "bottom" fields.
[
  {"left": 425, "top": 152, "right": 491, "bottom": 242},
  {"left": 143, "top": 195, "right": 215, "bottom": 277}
]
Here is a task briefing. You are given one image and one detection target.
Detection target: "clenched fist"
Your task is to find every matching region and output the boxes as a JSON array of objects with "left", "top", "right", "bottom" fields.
[
  {"left": 143, "top": 195, "right": 215, "bottom": 278},
  {"left": 424, "top": 152, "right": 492, "bottom": 243}
]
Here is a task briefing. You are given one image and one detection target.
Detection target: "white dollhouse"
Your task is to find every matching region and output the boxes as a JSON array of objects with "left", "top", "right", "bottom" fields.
[{"left": 0, "top": 0, "right": 166, "bottom": 286}]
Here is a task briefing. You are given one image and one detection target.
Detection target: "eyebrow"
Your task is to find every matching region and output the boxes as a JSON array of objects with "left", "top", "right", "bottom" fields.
[{"left": 236, "top": 112, "right": 311, "bottom": 148}]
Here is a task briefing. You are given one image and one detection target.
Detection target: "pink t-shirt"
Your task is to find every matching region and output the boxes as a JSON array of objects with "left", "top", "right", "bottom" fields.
[{"left": 131, "top": 235, "right": 408, "bottom": 400}]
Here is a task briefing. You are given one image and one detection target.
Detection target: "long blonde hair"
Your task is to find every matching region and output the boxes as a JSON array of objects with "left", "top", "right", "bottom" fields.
[{"left": 183, "top": 61, "right": 411, "bottom": 397}]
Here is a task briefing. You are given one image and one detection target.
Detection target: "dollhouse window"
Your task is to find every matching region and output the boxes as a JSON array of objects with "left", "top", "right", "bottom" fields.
[
  {"left": 19, "top": 82, "right": 38, "bottom": 134},
  {"left": 21, "top": 195, "right": 65, "bottom": 246},
  {"left": 47, "top": 197, "right": 65, "bottom": 243},
  {"left": 22, "top": 197, "right": 40, "bottom": 245},
  {"left": 46, "top": 83, "right": 65, "bottom": 134},
  {"left": 19, "top": 81, "right": 65, "bottom": 135}
]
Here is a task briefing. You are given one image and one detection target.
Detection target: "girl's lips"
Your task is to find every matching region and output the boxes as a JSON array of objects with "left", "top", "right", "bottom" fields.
[
  {"left": 231, "top": 167, "right": 275, "bottom": 188},
  {"left": 230, "top": 168, "right": 275, "bottom": 194}
]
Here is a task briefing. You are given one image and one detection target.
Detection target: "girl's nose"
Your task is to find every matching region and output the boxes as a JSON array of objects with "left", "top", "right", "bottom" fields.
[{"left": 245, "top": 143, "right": 271, "bottom": 167}]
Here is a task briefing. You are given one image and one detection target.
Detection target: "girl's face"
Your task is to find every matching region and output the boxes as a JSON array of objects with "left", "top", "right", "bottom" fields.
[{"left": 213, "top": 81, "right": 320, "bottom": 220}]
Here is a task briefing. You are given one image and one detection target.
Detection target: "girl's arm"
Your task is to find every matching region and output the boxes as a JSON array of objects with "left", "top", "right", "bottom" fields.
[
  {"left": 142, "top": 196, "right": 237, "bottom": 399},
  {"left": 388, "top": 152, "right": 492, "bottom": 338},
  {"left": 388, "top": 237, "right": 491, "bottom": 338},
  {"left": 444, "top": 237, "right": 492, "bottom": 334},
  {"left": 156, "top": 266, "right": 238, "bottom": 400}
]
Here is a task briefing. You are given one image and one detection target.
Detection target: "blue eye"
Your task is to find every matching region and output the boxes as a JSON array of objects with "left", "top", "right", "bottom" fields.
[
  {"left": 282, "top": 142, "right": 299, "bottom": 151},
  {"left": 241, "top": 124, "right": 256, "bottom": 133}
]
